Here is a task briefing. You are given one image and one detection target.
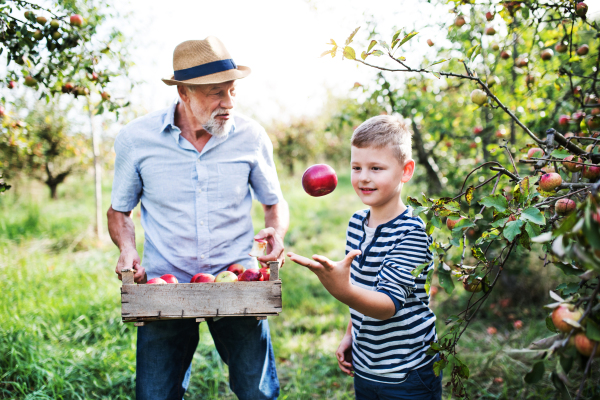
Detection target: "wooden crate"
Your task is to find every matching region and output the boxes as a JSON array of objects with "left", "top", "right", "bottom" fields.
[{"left": 121, "top": 261, "right": 282, "bottom": 326}]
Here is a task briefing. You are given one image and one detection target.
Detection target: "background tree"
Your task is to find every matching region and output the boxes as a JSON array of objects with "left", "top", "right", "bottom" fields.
[{"left": 323, "top": 0, "right": 599, "bottom": 397}]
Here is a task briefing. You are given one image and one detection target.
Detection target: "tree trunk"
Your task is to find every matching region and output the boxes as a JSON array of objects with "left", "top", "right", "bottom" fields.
[
  {"left": 45, "top": 163, "right": 71, "bottom": 200},
  {"left": 89, "top": 98, "right": 103, "bottom": 239},
  {"left": 49, "top": 183, "right": 58, "bottom": 199},
  {"left": 411, "top": 121, "right": 444, "bottom": 195}
]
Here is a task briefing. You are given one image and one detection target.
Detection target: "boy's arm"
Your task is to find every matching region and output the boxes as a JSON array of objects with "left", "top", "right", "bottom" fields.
[{"left": 287, "top": 251, "right": 396, "bottom": 320}]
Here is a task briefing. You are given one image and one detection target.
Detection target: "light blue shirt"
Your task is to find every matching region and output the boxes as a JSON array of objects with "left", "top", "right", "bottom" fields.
[{"left": 111, "top": 101, "right": 284, "bottom": 283}]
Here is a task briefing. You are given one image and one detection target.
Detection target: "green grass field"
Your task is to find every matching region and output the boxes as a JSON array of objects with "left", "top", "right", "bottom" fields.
[{"left": 0, "top": 174, "right": 592, "bottom": 399}]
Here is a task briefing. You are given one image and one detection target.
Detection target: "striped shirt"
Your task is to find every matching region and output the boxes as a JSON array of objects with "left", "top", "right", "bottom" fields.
[{"left": 346, "top": 206, "right": 437, "bottom": 384}]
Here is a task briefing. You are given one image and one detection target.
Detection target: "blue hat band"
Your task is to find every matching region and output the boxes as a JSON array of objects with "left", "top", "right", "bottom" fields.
[{"left": 173, "top": 59, "right": 237, "bottom": 81}]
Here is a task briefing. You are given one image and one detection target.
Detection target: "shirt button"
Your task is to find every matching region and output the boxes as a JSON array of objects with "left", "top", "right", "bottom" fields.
[
  {"left": 200, "top": 221, "right": 204, "bottom": 226},
  {"left": 201, "top": 255, "right": 205, "bottom": 259},
  {"left": 197, "top": 188, "right": 202, "bottom": 193}
]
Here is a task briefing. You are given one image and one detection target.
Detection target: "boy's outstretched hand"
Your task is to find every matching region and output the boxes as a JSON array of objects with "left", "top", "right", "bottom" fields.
[{"left": 286, "top": 250, "right": 361, "bottom": 300}]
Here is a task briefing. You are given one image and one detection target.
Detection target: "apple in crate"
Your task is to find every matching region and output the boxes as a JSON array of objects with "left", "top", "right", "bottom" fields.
[
  {"left": 147, "top": 277, "right": 167, "bottom": 284},
  {"left": 160, "top": 274, "right": 178, "bottom": 284},
  {"left": 259, "top": 267, "right": 270, "bottom": 281},
  {"left": 190, "top": 273, "right": 215, "bottom": 283},
  {"left": 238, "top": 269, "right": 264, "bottom": 281},
  {"left": 215, "top": 271, "right": 238, "bottom": 282},
  {"left": 227, "top": 263, "right": 246, "bottom": 276}
]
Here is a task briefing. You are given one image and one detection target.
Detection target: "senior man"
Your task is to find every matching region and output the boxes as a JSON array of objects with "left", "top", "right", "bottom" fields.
[{"left": 107, "top": 37, "right": 288, "bottom": 400}]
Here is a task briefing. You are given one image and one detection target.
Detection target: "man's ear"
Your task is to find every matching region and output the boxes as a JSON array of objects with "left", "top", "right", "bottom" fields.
[
  {"left": 177, "top": 85, "right": 189, "bottom": 103},
  {"left": 401, "top": 159, "right": 415, "bottom": 183}
]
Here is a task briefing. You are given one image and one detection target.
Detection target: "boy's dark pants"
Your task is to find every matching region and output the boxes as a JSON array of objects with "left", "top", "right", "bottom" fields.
[{"left": 354, "top": 358, "right": 442, "bottom": 400}]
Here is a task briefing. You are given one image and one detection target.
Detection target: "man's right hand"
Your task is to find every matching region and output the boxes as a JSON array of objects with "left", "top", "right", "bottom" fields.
[{"left": 115, "top": 247, "right": 145, "bottom": 283}]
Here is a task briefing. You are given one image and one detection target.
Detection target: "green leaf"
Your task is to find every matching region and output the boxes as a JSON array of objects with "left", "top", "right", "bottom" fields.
[
  {"left": 546, "top": 316, "right": 557, "bottom": 333},
  {"left": 361, "top": 51, "right": 369, "bottom": 60},
  {"left": 412, "top": 206, "right": 429, "bottom": 216},
  {"left": 372, "top": 50, "right": 384, "bottom": 57},
  {"left": 430, "top": 215, "right": 441, "bottom": 229},
  {"left": 397, "top": 31, "right": 418, "bottom": 48},
  {"left": 433, "top": 359, "right": 447, "bottom": 377},
  {"left": 524, "top": 361, "right": 545, "bottom": 384},
  {"left": 411, "top": 262, "right": 430, "bottom": 277},
  {"left": 431, "top": 71, "right": 441, "bottom": 79},
  {"left": 586, "top": 319, "right": 600, "bottom": 342},
  {"left": 320, "top": 49, "right": 334, "bottom": 58},
  {"left": 550, "top": 149, "right": 571, "bottom": 159},
  {"left": 345, "top": 27, "right": 360, "bottom": 46},
  {"left": 428, "top": 59, "right": 449, "bottom": 67},
  {"left": 437, "top": 269, "right": 455, "bottom": 294},
  {"left": 479, "top": 194, "right": 508, "bottom": 212},
  {"left": 407, "top": 196, "right": 423, "bottom": 207},
  {"left": 554, "top": 262, "right": 582, "bottom": 276},
  {"left": 367, "top": 39, "right": 377, "bottom": 52},
  {"left": 424, "top": 269, "right": 434, "bottom": 295},
  {"left": 559, "top": 348, "right": 575, "bottom": 374},
  {"left": 520, "top": 207, "right": 546, "bottom": 225},
  {"left": 503, "top": 220, "right": 524, "bottom": 242},
  {"left": 392, "top": 29, "right": 402, "bottom": 43},
  {"left": 343, "top": 46, "right": 356, "bottom": 60},
  {"left": 465, "top": 186, "right": 474, "bottom": 205},
  {"left": 379, "top": 40, "right": 390, "bottom": 52},
  {"left": 471, "top": 246, "right": 487, "bottom": 263},
  {"left": 524, "top": 222, "right": 541, "bottom": 239},
  {"left": 467, "top": 44, "right": 481, "bottom": 59},
  {"left": 550, "top": 372, "right": 570, "bottom": 400}
]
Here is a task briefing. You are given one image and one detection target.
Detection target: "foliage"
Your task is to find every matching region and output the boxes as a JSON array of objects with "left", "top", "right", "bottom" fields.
[{"left": 325, "top": 0, "right": 600, "bottom": 397}]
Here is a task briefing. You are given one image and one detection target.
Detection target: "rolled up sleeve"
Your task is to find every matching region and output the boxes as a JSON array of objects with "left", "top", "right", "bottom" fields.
[
  {"left": 376, "top": 228, "right": 432, "bottom": 309},
  {"left": 249, "top": 129, "right": 283, "bottom": 205},
  {"left": 111, "top": 131, "right": 142, "bottom": 212}
]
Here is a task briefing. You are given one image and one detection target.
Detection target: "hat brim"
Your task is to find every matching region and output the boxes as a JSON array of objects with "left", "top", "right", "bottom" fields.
[{"left": 161, "top": 65, "right": 251, "bottom": 86}]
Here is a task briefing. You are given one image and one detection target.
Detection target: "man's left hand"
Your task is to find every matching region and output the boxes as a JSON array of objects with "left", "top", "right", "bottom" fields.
[{"left": 253, "top": 227, "right": 285, "bottom": 268}]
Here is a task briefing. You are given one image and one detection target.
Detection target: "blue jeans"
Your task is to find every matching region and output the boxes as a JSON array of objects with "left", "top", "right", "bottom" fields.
[
  {"left": 136, "top": 317, "right": 279, "bottom": 400},
  {"left": 354, "top": 359, "right": 442, "bottom": 400}
]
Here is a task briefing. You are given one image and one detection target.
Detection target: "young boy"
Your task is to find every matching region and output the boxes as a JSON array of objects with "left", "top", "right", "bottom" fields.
[{"left": 288, "top": 115, "right": 441, "bottom": 399}]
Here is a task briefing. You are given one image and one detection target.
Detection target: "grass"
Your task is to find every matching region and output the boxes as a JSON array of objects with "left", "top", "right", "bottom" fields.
[{"left": 0, "top": 174, "right": 598, "bottom": 399}]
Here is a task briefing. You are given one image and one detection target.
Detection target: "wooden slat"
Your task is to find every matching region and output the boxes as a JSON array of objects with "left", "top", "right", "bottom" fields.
[
  {"left": 122, "top": 268, "right": 134, "bottom": 285},
  {"left": 268, "top": 261, "right": 280, "bottom": 281},
  {"left": 122, "top": 281, "right": 282, "bottom": 318}
]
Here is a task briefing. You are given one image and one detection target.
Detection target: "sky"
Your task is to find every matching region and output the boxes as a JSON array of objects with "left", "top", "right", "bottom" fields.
[{"left": 117, "top": 0, "right": 446, "bottom": 124}]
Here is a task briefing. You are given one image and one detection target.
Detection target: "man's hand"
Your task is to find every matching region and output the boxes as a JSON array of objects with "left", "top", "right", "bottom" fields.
[
  {"left": 115, "top": 247, "right": 145, "bottom": 283},
  {"left": 286, "top": 250, "right": 361, "bottom": 299},
  {"left": 254, "top": 227, "right": 285, "bottom": 268},
  {"left": 336, "top": 334, "right": 354, "bottom": 377}
]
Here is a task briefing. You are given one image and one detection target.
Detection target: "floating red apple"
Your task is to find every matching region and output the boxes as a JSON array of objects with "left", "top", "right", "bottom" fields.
[{"left": 302, "top": 164, "right": 338, "bottom": 197}]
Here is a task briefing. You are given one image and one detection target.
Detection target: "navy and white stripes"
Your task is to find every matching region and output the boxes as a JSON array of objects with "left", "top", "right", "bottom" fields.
[{"left": 346, "top": 206, "right": 437, "bottom": 384}]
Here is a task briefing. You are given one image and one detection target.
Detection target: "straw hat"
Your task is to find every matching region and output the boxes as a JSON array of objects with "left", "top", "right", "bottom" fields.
[{"left": 162, "top": 37, "right": 251, "bottom": 86}]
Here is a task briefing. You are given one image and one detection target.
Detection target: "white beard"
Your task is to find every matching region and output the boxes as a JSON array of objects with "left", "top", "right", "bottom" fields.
[{"left": 203, "top": 108, "right": 234, "bottom": 138}]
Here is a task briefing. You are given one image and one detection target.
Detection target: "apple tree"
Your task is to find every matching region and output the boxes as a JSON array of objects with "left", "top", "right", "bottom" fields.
[
  {"left": 0, "top": 0, "right": 133, "bottom": 191},
  {"left": 324, "top": 0, "right": 599, "bottom": 397}
]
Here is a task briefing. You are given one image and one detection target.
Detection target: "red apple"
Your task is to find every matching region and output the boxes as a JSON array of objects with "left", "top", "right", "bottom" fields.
[
  {"left": 592, "top": 108, "right": 600, "bottom": 116},
  {"left": 539, "top": 173, "right": 563, "bottom": 192},
  {"left": 215, "top": 271, "right": 238, "bottom": 282},
  {"left": 24, "top": 76, "right": 37, "bottom": 87},
  {"left": 473, "top": 126, "right": 483, "bottom": 135},
  {"left": 564, "top": 132, "right": 575, "bottom": 138},
  {"left": 527, "top": 147, "right": 543, "bottom": 158},
  {"left": 577, "top": 44, "right": 589, "bottom": 56},
  {"left": 0, "top": 106, "right": 4, "bottom": 117},
  {"left": 469, "top": 142, "right": 477, "bottom": 149},
  {"left": 8, "top": 81, "right": 16, "bottom": 89},
  {"left": 582, "top": 164, "right": 600, "bottom": 179},
  {"left": 588, "top": 116, "right": 600, "bottom": 130},
  {"left": 455, "top": 16, "right": 466, "bottom": 27},
  {"left": 101, "top": 91, "right": 111, "bottom": 101},
  {"left": 302, "top": 164, "right": 338, "bottom": 197},
  {"left": 575, "top": 2, "right": 588, "bottom": 19},
  {"left": 572, "top": 111, "right": 586, "bottom": 122},
  {"left": 160, "top": 274, "right": 178, "bottom": 284},
  {"left": 486, "top": 11, "right": 495, "bottom": 21},
  {"left": 36, "top": 16, "right": 47, "bottom": 25},
  {"left": 427, "top": 39, "right": 434, "bottom": 47},
  {"left": 500, "top": 50, "right": 511, "bottom": 59},
  {"left": 470, "top": 89, "right": 487, "bottom": 105},
  {"left": 238, "top": 269, "right": 264, "bottom": 282},
  {"left": 555, "top": 198, "right": 576, "bottom": 215},
  {"left": 574, "top": 333, "right": 599, "bottom": 357},
  {"left": 515, "top": 57, "right": 528, "bottom": 67},
  {"left": 485, "top": 27, "right": 496, "bottom": 35},
  {"left": 563, "top": 155, "right": 583, "bottom": 172},
  {"left": 191, "top": 273, "right": 215, "bottom": 283},
  {"left": 555, "top": 42, "right": 568, "bottom": 53},
  {"left": 446, "top": 217, "right": 464, "bottom": 230},
  {"left": 551, "top": 304, "right": 582, "bottom": 333},
  {"left": 513, "top": 320, "right": 523, "bottom": 329},
  {"left": 558, "top": 115, "right": 570, "bottom": 126},
  {"left": 70, "top": 14, "right": 83, "bottom": 27},
  {"left": 540, "top": 49, "right": 553, "bottom": 60},
  {"left": 147, "top": 277, "right": 167, "bottom": 284},
  {"left": 91, "top": 72, "right": 99, "bottom": 81},
  {"left": 227, "top": 263, "right": 246, "bottom": 276},
  {"left": 487, "top": 326, "right": 498, "bottom": 335},
  {"left": 259, "top": 267, "right": 270, "bottom": 281}
]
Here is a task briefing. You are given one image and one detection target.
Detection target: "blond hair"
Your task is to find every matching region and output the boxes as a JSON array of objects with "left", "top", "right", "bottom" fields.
[{"left": 351, "top": 115, "right": 412, "bottom": 165}]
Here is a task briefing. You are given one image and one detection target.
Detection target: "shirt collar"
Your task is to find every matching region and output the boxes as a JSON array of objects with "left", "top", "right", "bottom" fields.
[{"left": 161, "top": 99, "right": 237, "bottom": 146}]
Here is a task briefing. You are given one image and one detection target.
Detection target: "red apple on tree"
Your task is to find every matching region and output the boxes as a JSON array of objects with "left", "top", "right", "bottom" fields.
[
  {"left": 24, "top": 76, "right": 37, "bottom": 87},
  {"left": 485, "top": 27, "right": 496, "bottom": 35},
  {"left": 582, "top": 164, "right": 600, "bottom": 180},
  {"left": 0, "top": 106, "right": 5, "bottom": 118},
  {"left": 485, "top": 11, "right": 495, "bottom": 21},
  {"left": 446, "top": 217, "right": 464, "bottom": 230},
  {"left": 473, "top": 126, "right": 483, "bottom": 135},
  {"left": 563, "top": 155, "right": 583, "bottom": 172},
  {"left": 427, "top": 39, "right": 434, "bottom": 47},
  {"left": 500, "top": 50, "right": 512, "bottom": 59},
  {"left": 527, "top": 147, "right": 543, "bottom": 158},
  {"left": 302, "top": 164, "right": 338, "bottom": 197},
  {"left": 574, "top": 333, "right": 599, "bottom": 357},
  {"left": 191, "top": 273, "right": 215, "bottom": 283},
  {"left": 8, "top": 81, "right": 16, "bottom": 89},
  {"left": 70, "top": 14, "right": 83, "bottom": 27},
  {"left": 555, "top": 42, "right": 568, "bottom": 53},
  {"left": 558, "top": 115, "right": 570, "bottom": 126},
  {"left": 101, "top": 91, "right": 111, "bottom": 101},
  {"left": 160, "top": 274, "right": 178, "bottom": 284},
  {"left": 36, "top": 16, "right": 47, "bottom": 25},
  {"left": 540, "top": 49, "right": 553, "bottom": 60},
  {"left": 455, "top": 15, "right": 466, "bottom": 27},
  {"left": 515, "top": 57, "right": 528, "bottom": 67},
  {"left": 577, "top": 44, "right": 589, "bottom": 56},
  {"left": 539, "top": 173, "right": 563, "bottom": 192},
  {"left": 227, "top": 263, "right": 246, "bottom": 276},
  {"left": 555, "top": 198, "right": 576, "bottom": 215},
  {"left": 551, "top": 304, "right": 582, "bottom": 333},
  {"left": 575, "top": 2, "right": 588, "bottom": 19}
]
